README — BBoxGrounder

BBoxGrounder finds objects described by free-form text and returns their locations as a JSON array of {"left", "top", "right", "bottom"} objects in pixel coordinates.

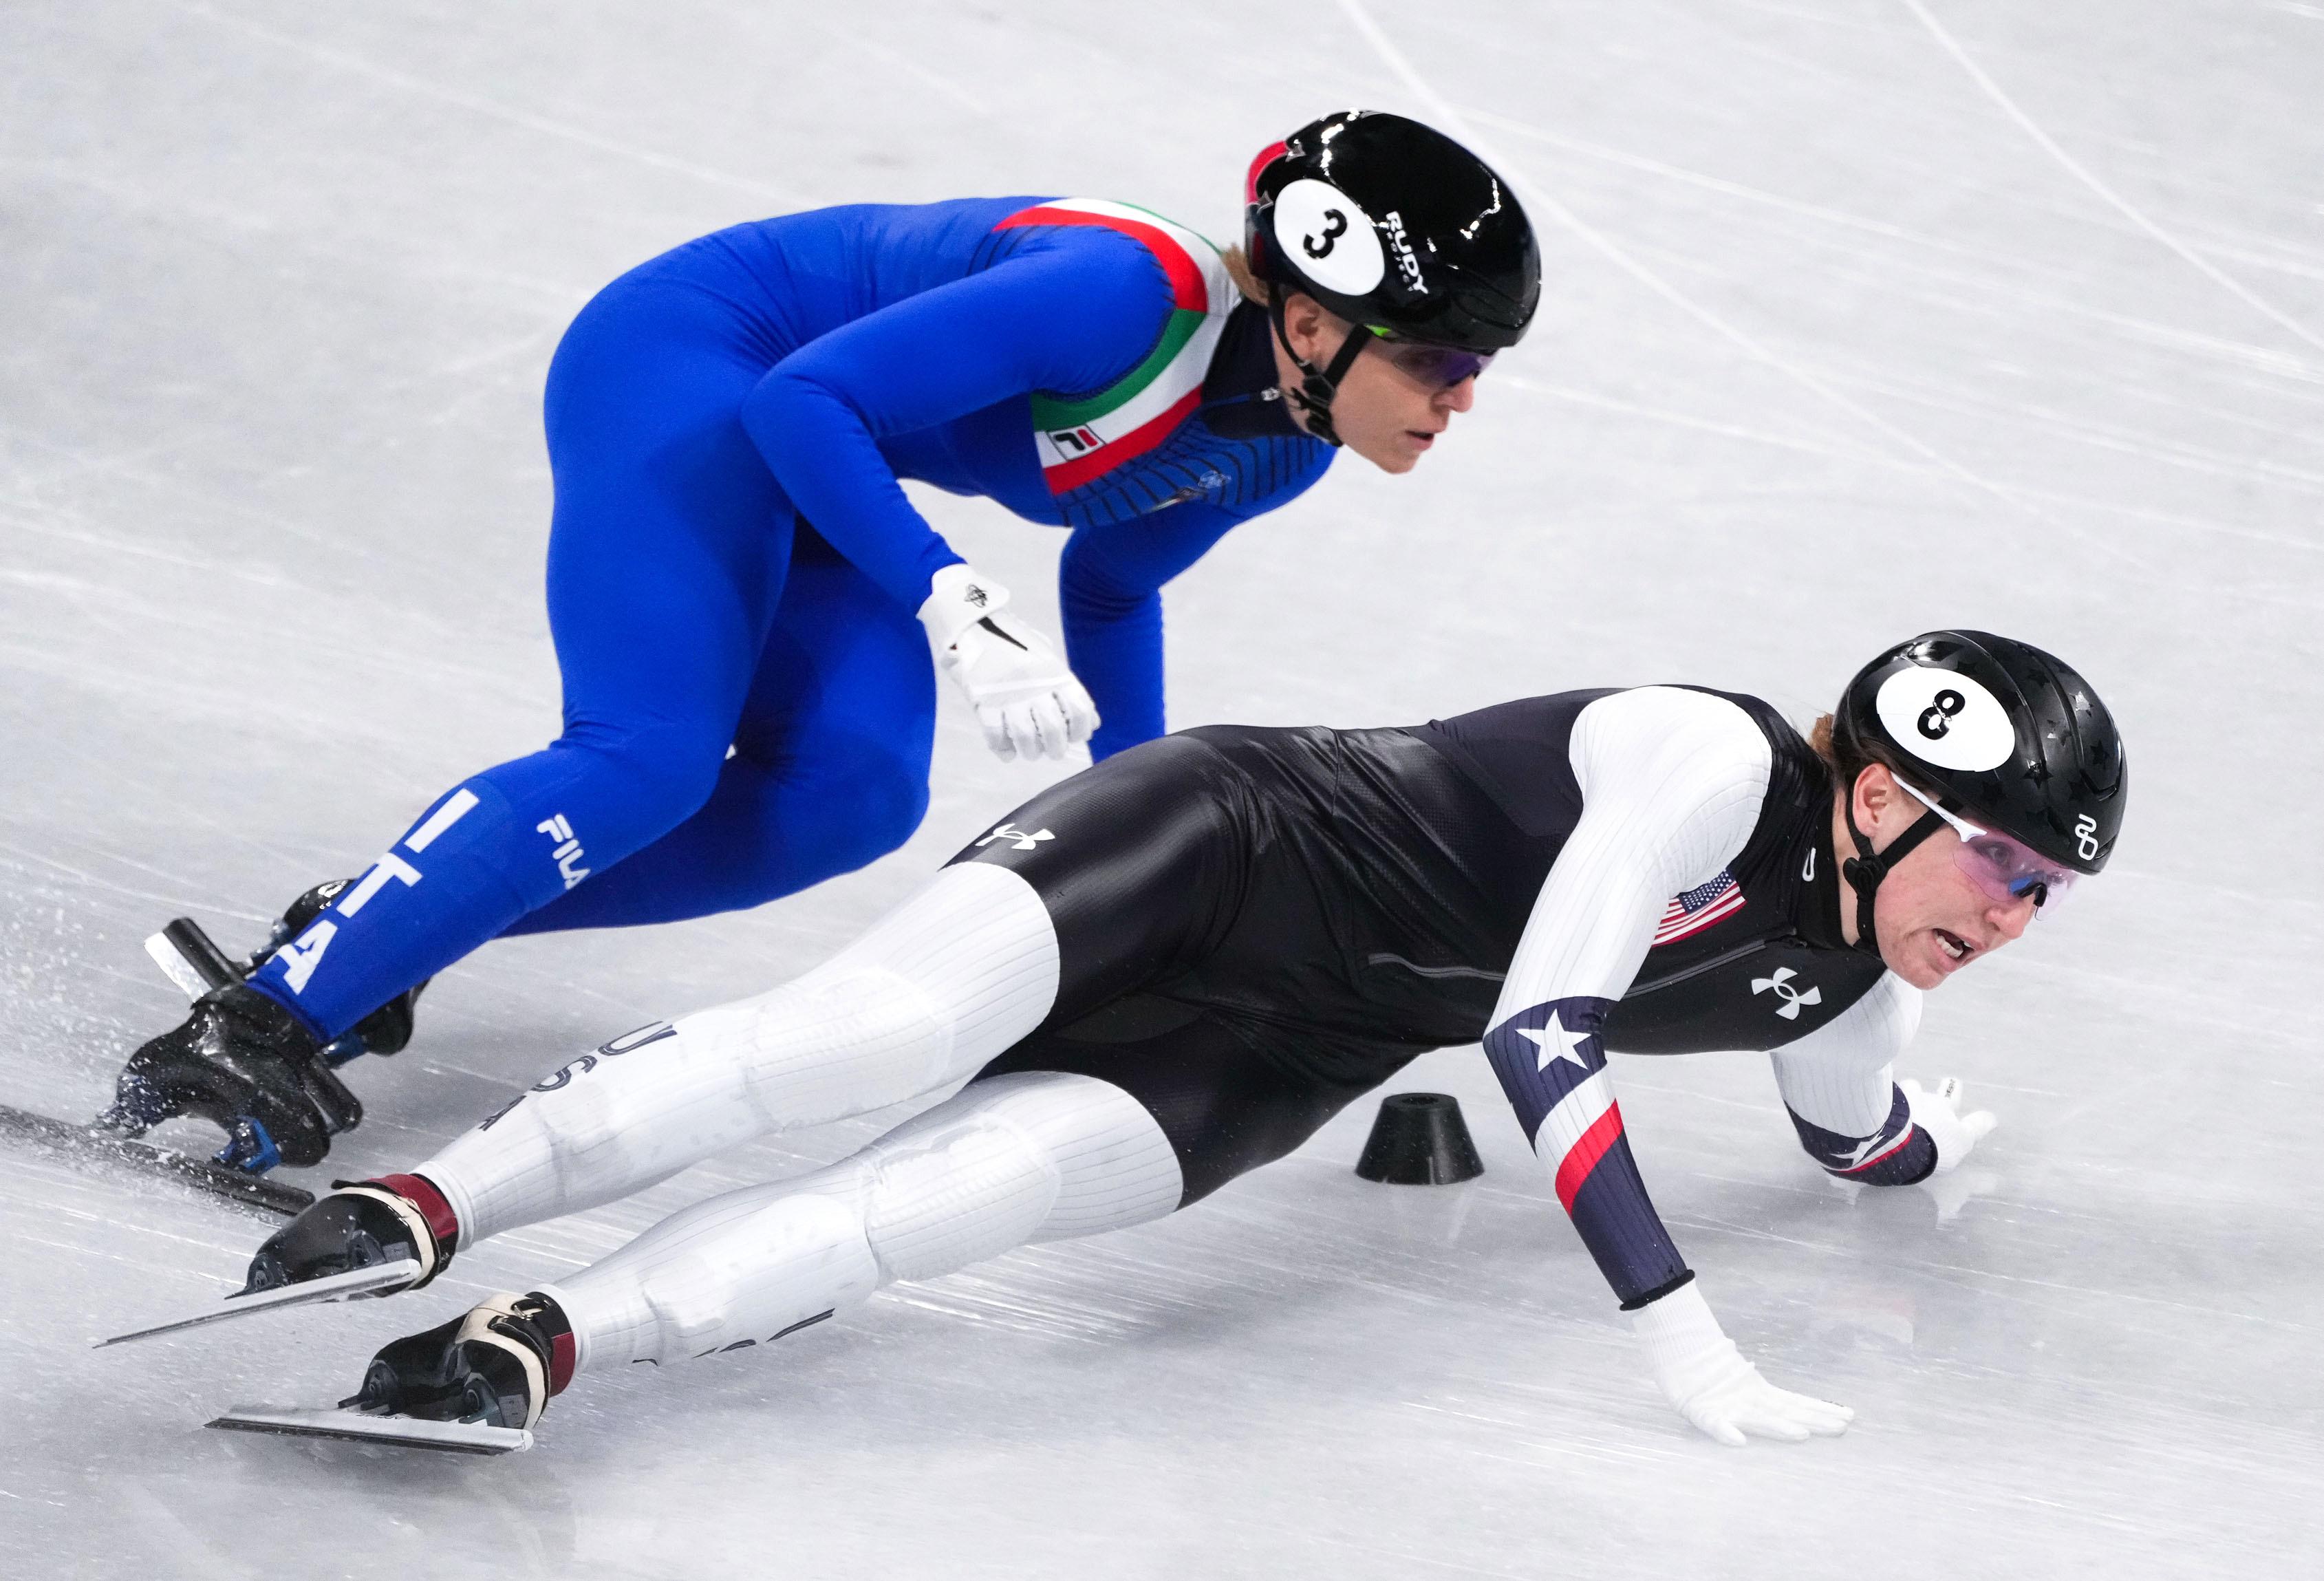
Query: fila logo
[
  {"left": 976, "top": 822, "right": 1053, "bottom": 852},
  {"left": 1048, "top": 425, "right": 1102, "bottom": 456},
  {"left": 537, "top": 815, "right": 590, "bottom": 890},
  {"left": 1751, "top": 966, "right": 1823, "bottom": 1020}
]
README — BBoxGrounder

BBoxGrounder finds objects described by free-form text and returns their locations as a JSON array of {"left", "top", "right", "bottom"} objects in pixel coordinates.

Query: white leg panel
[
  {"left": 423, "top": 863, "right": 1060, "bottom": 1243},
  {"left": 548, "top": 1071, "right": 1183, "bottom": 1373}
]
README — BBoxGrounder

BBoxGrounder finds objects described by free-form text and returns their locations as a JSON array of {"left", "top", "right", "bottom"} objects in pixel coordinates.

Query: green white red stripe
[{"left": 997, "top": 199, "right": 1235, "bottom": 495}]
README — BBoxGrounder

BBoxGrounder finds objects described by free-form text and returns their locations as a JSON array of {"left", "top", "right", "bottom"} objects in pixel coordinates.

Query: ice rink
[{"left": 4, "top": 1, "right": 2320, "bottom": 1574}]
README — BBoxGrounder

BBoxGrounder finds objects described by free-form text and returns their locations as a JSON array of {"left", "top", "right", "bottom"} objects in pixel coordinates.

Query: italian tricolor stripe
[{"left": 997, "top": 199, "right": 1236, "bottom": 495}]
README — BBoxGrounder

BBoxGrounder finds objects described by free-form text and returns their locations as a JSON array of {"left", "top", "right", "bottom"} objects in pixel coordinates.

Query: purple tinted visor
[
  {"left": 1898, "top": 781, "right": 2078, "bottom": 914},
  {"left": 1368, "top": 332, "right": 1494, "bottom": 389}
]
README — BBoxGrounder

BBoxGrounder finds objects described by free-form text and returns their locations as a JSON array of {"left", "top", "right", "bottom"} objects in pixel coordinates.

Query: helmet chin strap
[
  {"left": 1838, "top": 799, "right": 1946, "bottom": 961},
  {"left": 1269, "top": 286, "right": 1369, "bottom": 448}
]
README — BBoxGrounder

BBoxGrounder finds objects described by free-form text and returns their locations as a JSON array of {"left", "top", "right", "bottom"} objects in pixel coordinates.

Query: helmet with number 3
[
  {"left": 1244, "top": 109, "right": 1540, "bottom": 354},
  {"left": 1834, "top": 630, "right": 2127, "bottom": 876}
]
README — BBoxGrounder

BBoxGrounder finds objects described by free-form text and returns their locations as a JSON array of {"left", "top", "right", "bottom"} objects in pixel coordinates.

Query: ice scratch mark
[
  {"left": 0, "top": 840, "right": 271, "bottom": 921},
  {"left": 1902, "top": 0, "right": 2324, "bottom": 361},
  {"left": 1469, "top": 107, "right": 2014, "bottom": 270},
  {"left": 807, "top": 18, "right": 993, "bottom": 118},
  {"left": 1332, "top": 0, "right": 2100, "bottom": 550},
  {"left": 171, "top": 1, "right": 797, "bottom": 205},
  {"left": 1300, "top": 1527, "right": 1542, "bottom": 1579},
  {"left": 1672, "top": 1210, "right": 2318, "bottom": 1331}
]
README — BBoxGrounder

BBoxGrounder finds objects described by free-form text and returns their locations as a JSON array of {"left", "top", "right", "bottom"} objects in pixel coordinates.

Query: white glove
[
  {"left": 916, "top": 564, "right": 1098, "bottom": 762},
  {"left": 1901, "top": 1077, "right": 1997, "bottom": 1173},
  {"left": 1631, "top": 1280, "right": 1853, "bottom": 1447}
]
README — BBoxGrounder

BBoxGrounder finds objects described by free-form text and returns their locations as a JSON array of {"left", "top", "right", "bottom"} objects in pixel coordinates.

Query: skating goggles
[
  {"left": 1366, "top": 328, "right": 1493, "bottom": 389},
  {"left": 1898, "top": 780, "right": 2078, "bottom": 914}
]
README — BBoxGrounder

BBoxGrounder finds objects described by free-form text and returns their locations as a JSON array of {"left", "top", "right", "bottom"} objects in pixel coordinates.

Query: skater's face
[
  {"left": 1272, "top": 294, "right": 1481, "bottom": 473},
  {"left": 1837, "top": 765, "right": 2038, "bottom": 991}
]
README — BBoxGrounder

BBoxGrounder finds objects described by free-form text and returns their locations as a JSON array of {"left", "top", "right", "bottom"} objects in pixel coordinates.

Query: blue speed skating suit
[{"left": 257, "top": 197, "right": 1332, "bottom": 1040}]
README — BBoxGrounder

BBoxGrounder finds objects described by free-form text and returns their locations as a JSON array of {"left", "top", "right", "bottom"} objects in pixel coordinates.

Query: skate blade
[
  {"left": 0, "top": 1101, "right": 313, "bottom": 1219},
  {"left": 208, "top": 1405, "right": 531, "bottom": 1455},
  {"left": 94, "top": 1257, "right": 420, "bottom": 1349}
]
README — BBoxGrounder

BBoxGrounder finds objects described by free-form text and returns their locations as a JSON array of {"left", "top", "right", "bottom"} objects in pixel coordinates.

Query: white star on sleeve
[{"left": 1516, "top": 1010, "right": 1593, "bottom": 1074}]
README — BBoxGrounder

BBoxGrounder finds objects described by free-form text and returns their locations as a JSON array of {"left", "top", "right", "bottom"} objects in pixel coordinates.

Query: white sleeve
[
  {"left": 1487, "top": 687, "right": 1772, "bottom": 1029},
  {"left": 1766, "top": 972, "right": 1923, "bottom": 1139},
  {"left": 1477, "top": 687, "right": 1772, "bottom": 1308}
]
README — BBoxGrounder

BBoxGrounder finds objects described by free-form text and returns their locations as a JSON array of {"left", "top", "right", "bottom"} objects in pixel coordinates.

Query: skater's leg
[
  {"left": 517, "top": 1006, "right": 1397, "bottom": 1381},
  {"left": 245, "top": 279, "right": 796, "bottom": 1042},
  {"left": 264, "top": 734, "right": 1251, "bottom": 1276},
  {"left": 503, "top": 529, "right": 937, "bottom": 932},
  {"left": 418, "top": 863, "right": 1063, "bottom": 1243},
  {"left": 539, "top": 1069, "right": 1183, "bottom": 1371}
]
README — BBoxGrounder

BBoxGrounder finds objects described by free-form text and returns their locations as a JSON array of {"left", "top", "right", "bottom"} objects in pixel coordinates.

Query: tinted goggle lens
[
  {"left": 1954, "top": 833, "right": 2076, "bottom": 914},
  {"left": 1897, "top": 779, "right": 2078, "bottom": 916},
  {"left": 1370, "top": 334, "right": 1493, "bottom": 387}
]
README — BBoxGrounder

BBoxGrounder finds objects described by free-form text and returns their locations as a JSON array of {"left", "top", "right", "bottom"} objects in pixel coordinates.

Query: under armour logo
[
  {"left": 976, "top": 822, "right": 1053, "bottom": 852},
  {"left": 964, "top": 583, "right": 989, "bottom": 608},
  {"left": 1751, "top": 966, "right": 1822, "bottom": 1020}
]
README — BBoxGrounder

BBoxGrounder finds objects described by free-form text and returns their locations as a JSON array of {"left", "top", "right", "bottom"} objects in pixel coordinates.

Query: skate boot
[
  {"left": 345, "top": 1292, "right": 574, "bottom": 1432},
  {"left": 254, "top": 880, "right": 431, "bottom": 1060},
  {"left": 241, "top": 1174, "right": 460, "bottom": 1295},
  {"left": 104, "top": 982, "right": 360, "bottom": 1170}
]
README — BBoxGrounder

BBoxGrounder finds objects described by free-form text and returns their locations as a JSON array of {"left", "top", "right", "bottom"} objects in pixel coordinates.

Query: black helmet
[
  {"left": 1243, "top": 110, "right": 1540, "bottom": 444},
  {"left": 1245, "top": 109, "right": 1540, "bottom": 354},
  {"left": 1829, "top": 631, "right": 2127, "bottom": 956},
  {"left": 1836, "top": 631, "right": 2126, "bottom": 874}
]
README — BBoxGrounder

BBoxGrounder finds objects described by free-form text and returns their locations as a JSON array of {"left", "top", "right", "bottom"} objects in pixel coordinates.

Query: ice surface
[{"left": 3, "top": 1, "right": 2319, "bottom": 1576}]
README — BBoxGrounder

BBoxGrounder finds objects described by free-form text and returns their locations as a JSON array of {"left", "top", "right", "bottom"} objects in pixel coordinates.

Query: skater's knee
[
  {"left": 897, "top": 1072, "right": 1182, "bottom": 1243},
  {"left": 807, "top": 746, "right": 929, "bottom": 873},
  {"left": 687, "top": 963, "right": 965, "bottom": 1125},
  {"left": 849, "top": 1110, "right": 1059, "bottom": 1282},
  {"left": 698, "top": 747, "right": 927, "bottom": 910},
  {"left": 551, "top": 718, "right": 730, "bottom": 829}
]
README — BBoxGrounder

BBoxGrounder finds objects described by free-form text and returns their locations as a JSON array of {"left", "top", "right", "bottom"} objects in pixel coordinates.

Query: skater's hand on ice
[
  {"left": 918, "top": 566, "right": 1098, "bottom": 762},
  {"left": 1632, "top": 1281, "right": 1853, "bottom": 1447},
  {"left": 1902, "top": 1077, "right": 1996, "bottom": 1172}
]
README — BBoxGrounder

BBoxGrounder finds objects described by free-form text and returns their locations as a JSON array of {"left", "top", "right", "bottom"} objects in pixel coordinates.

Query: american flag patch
[{"left": 1653, "top": 870, "right": 1745, "bottom": 946}]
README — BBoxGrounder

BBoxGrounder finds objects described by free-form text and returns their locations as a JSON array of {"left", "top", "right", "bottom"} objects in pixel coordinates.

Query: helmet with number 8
[{"left": 1833, "top": 630, "right": 2127, "bottom": 875}]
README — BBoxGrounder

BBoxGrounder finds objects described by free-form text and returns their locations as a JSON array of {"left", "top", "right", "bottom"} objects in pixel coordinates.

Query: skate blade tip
[
  {"left": 94, "top": 1256, "right": 420, "bottom": 1348},
  {"left": 208, "top": 1406, "right": 532, "bottom": 1454}
]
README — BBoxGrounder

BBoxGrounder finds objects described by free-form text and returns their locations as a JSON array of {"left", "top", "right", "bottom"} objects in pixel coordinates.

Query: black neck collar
[{"left": 1199, "top": 300, "right": 1305, "bottom": 439}]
